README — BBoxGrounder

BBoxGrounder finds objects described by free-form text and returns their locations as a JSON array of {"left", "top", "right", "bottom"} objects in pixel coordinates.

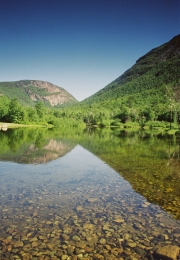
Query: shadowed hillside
[
  {"left": 83, "top": 34, "right": 180, "bottom": 106},
  {"left": 62, "top": 35, "right": 180, "bottom": 128},
  {"left": 0, "top": 35, "right": 180, "bottom": 129}
]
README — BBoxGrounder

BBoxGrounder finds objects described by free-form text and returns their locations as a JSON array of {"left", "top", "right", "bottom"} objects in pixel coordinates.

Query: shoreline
[{"left": 0, "top": 122, "right": 53, "bottom": 129}]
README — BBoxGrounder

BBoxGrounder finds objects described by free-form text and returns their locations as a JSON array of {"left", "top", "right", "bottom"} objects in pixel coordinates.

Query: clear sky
[{"left": 0, "top": 0, "right": 179, "bottom": 101}]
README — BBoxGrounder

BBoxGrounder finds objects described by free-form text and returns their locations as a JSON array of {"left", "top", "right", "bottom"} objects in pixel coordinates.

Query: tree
[
  {"left": 35, "top": 101, "right": 45, "bottom": 120},
  {"left": 7, "top": 98, "right": 26, "bottom": 123},
  {"left": 27, "top": 107, "right": 39, "bottom": 122},
  {"left": 0, "top": 96, "right": 10, "bottom": 120}
]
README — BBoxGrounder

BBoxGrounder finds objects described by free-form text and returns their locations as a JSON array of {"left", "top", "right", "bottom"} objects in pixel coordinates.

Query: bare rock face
[
  {"left": 26, "top": 80, "right": 78, "bottom": 106},
  {"left": 0, "top": 80, "right": 78, "bottom": 107},
  {"left": 31, "top": 80, "right": 62, "bottom": 94},
  {"left": 154, "top": 245, "right": 180, "bottom": 260}
]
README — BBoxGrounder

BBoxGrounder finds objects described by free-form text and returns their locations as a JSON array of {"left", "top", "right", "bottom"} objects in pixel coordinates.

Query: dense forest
[
  {"left": 0, "top": 97, "right": 84, "bottom": 128},
  {"left": 0, "top": 35, "right": 180, "bottom": 131}
]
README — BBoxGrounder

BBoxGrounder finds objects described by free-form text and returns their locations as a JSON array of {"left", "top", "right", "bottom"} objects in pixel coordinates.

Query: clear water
[{"left": 0, "top": 128, "right": 180, "bottom": 259}]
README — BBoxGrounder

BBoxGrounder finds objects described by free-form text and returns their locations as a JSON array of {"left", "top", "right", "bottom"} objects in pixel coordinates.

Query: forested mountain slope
[
  {"left": 84, "top": 34, "right": 180, "bottom": 105},
  {"left": 73, "top": 34, "right": 180, "bottom": 125},
  {"left": 0, "top": 35, "right": 180, "bottom": 128},
  {"left": 0, "top": 80, "right": 78, "bottom": 107}
]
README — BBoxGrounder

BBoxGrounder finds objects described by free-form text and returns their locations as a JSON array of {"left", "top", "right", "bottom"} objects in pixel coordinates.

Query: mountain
[
  {"left": 0, "top": 128, "right": 76, "bottom": 164},
  {"left": 1, "top": 35, "right": 180, "bottom": 127},
  {"left": 79, "top": 34, "right": 180, "bottom": 123},
  {"left": 0, "top": 80, "right": 78, "bottom": 107}
]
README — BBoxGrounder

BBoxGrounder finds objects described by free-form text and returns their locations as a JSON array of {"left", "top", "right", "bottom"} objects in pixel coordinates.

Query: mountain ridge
[
  {"left": 79, "top": 34, "right": 180, "bottom": 117},
  {"left": 57, "top": 34, "right": 180, "bottom": 128},
  {"left": 0, "top": 34, "right": 180, "bottom": 128},
  {"left": 83, "top": 34, "right": 180, "bottom": 103},
  {"left": 0, "top": 80, "right": 78, "bottom": 107}
]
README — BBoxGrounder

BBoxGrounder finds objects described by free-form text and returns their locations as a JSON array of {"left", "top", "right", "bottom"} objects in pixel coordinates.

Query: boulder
[{"left": 154, "top": 245, "right": 179, "bottom": 260}]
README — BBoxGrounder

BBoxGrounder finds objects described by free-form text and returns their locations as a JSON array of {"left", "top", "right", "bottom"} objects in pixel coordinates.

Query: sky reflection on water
[{"left": 0, "top": 130, "right": 180, "bottom": 259}]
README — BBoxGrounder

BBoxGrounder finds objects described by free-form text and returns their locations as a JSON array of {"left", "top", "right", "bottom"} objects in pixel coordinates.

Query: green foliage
[
  {"left": 0, "top": 81, "right": 35, "bottom": 106},
  {"left": 26, "top": 85, "right": 49, "bottom": 96},
  {"left": 0, "top": 80, "right": 78, "bottom": 107},
  {"left": 111, "top": 118, "right": 123, "bottom": 127},
  {"left": 7, "top": 98, "right": 27, "bottom": 123},
  {"left": 26, "top": 107, "right": 39, "bottom": 122},
  {"left": 0, "top": 35, "right": 180, "bottom": 129},
  {"left": 35, "top": 101, "right": 45, "bottom": 119},
  {"left": 124, "top": 121, "right": 140, "bottom": 128},
  {"left": 58, "top": 35, "right": 180, "bottom": 130},
  {"left": 55, "top": 99, "right": 79, "bottom": 108},
  {"left": 0, "top": 96, "right": 10, "bottom": 120},
  {"left": 145, "top": 120, "right": 179, "bottom": 130},
  {"left": 145, "top": 120, "right": 168, "bottom": 129},
  {"left": 1, "top": 127, "right": 180, "bottom": 218}
]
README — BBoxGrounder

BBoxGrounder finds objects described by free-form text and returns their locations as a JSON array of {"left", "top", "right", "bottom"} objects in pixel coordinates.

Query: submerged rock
[
  {"left": 14, "top": 240, "right": 24, "bottom": 248},
  {"left": 72, "top": 235, "right": 81, "bottom": 241},
  {"left": 154, "top": 245, "right": 180, "bottom": 260},
  {"left": 87, "top": 198, "right": 97, "bottom": 203}
]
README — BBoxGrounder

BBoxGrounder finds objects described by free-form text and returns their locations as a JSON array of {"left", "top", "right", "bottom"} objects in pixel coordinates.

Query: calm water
[{"left": 0, "top": 128, "right": 180, "bottom": 259}]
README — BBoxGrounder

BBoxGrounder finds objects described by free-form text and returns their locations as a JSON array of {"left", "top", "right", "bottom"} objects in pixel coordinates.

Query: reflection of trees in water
[
  {"left": 166, "top": 134, "right": 180, "bottom": 177},
  {"left": 35, "top": 132, "right": 45, "bottom": 149},
  {"left": 0, "top": 128, "right": 76, "bottom": 164},
  {"left": 78, "top": 129, "right": 180, "bottom": 219},
  {"left": 1, "top": 127, "right": 180, "bottom": 218}
]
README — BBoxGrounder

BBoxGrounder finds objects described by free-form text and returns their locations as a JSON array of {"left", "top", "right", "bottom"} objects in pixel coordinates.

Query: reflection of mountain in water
[
  {"left": 1, "top": 127, "right": 180, "bottom": 220},
  {"left": 0, "top": 128, "right": 76, "bottom": 164},
  {"left": 20, "top": 139, "right": 75, "bottom": 164}
]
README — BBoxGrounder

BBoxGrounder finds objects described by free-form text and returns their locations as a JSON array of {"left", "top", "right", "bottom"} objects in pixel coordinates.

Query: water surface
[{"left": 0, "top": 128, "right": 180, "bottom": 259}]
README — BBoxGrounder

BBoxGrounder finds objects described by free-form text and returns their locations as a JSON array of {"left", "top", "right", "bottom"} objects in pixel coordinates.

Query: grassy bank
[{"left": 0, "top": 122, "right": 53, "bottom": 129}]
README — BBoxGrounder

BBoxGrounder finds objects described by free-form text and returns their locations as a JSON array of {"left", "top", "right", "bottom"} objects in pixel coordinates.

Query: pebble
[
  {"left": 0, "top": 158, "right": 180, "bottom": 260},
  {"left": 126, "top": 242, "right": 137, "bottom": 248},
  {"left": 87, "top": 198, "right": 97, "bottom": 203},
  {"left": 14, "top": 241, "right": 24, "bottom": 248},
  {"left": 72, "top": 236, "right": 81, "bottom": 241},
  {"left": 99, "top": 238, "right": 106, "bottom": 245}
]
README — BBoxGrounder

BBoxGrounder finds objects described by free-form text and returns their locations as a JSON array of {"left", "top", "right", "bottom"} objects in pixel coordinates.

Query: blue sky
[{"left": 0, "top": 0, "right": 179, "bottom": 101}]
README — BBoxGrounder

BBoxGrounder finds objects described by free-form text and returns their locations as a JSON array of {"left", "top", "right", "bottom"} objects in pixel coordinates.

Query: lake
[{"left": 0, "top": 127, "right": 180, "bottom": 259}]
